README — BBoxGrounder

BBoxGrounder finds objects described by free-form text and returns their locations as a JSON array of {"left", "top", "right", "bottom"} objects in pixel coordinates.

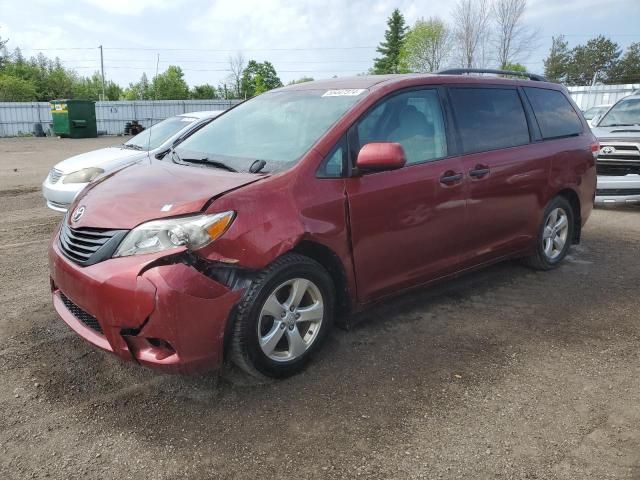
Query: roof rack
[{"left": 437, "top": 68, "right": 547, "bottom": 82}]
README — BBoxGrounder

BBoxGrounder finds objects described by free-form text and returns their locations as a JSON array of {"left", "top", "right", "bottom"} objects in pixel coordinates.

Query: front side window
[
  {"left": 355, "top": 89, "right": 448, "bottom": 165},
  {"left": 523, "top": 87, "right": 583, "bottom": 139},
  {"left": 449, "top": 87, "right": 530, "bottom": 154},
  {"left": 175, "top": 89, "right": 366, "bottom": 173},
  {"left": 126, "top": 116, "right": 196, "bottom": 151},
  {"left": 597, "top": 98, "right": 640, "bottom": 127}
]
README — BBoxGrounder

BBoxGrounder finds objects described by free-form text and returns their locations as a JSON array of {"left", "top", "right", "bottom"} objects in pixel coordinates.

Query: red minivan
[{"left": 49, "top": 71, "right": 597, "bottom": 378}]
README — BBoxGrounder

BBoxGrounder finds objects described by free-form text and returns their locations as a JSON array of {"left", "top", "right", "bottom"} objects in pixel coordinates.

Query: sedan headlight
[
  {"left": 62, "top": 167, "right": 104, "bottom": 184},
  {"left": 113, "top": 211, "right": 235, "bottom": 258}
]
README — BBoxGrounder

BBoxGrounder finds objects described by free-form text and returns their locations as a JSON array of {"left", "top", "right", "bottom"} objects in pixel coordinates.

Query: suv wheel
[
  {"left": 230, "top": 253, "right": 335, "bottom": 378},
  {"left": 524, "top": 196, "right": 574, "bottom": 270}
]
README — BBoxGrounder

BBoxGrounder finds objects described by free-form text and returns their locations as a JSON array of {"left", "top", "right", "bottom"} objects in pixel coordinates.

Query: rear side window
[
  {"left": 449, "top": 87, "right": 530, "bottom": 154},
  {"left": 523, "top": 87, "right": 583, "bottom": 139}
]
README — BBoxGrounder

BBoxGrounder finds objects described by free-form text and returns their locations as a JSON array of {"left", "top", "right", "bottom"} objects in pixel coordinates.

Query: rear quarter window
[
  {"left": 523, "top": 87, "right": 583, "bottom": 139},
  {"left": 449, "top": 87, "right": 530, "bottom": 155}
]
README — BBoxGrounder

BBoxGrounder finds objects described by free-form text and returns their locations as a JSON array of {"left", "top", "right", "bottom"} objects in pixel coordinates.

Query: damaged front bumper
[{"left": 49, "top": 236, "right": 246, "bottom": 374}]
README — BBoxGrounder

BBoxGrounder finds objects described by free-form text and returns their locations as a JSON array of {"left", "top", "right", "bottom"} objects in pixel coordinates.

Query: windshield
[
  {"left": 174, "top": 89, "right": 367, "bottom": 172},
  {"left": 584, "top": 106, "right": 608, "bottom": 121},
  {"left": 598, "top": 98, "right": 640, "bottom": 127},
  {"left": 126, "top": 116, "right": 197, "bottom": 151}
]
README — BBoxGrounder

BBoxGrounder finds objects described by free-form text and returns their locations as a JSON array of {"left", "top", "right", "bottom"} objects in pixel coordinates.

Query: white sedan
[{"left": 42, "top": 110, "right": 222, "bottom": 212}]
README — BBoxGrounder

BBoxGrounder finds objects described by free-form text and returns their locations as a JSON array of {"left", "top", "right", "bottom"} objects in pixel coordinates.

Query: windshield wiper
[
  {"left": 603, "top": 123, "right": 640, "bottom": 127},
  {"left": 122, "top": 144, "right": 144, "bottom": 150},
  {"left": 171, "top": 151, "right": 237, "bottom": 172}
]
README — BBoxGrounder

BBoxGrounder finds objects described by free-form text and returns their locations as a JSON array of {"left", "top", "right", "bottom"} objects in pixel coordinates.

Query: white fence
[
  {"left": 1, "top": 84, "right": 639, "bottom": 137},
  {"left": 0, "top": 100, "right": 240, "bottom": 137},
  {"left": 567, "top": 84, "right": 639, "bottom": 110}
]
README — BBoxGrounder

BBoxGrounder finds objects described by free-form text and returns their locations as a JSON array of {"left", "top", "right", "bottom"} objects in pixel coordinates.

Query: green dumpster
[{"left": 50, "top": 100, "right": 98, "bottom": 138}]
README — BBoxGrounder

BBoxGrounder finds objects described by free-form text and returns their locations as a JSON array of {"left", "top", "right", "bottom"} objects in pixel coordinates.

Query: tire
[
  {"left": 230, "top": 253, "right": 335, "bottom": 379},
  {"left": 523, "top": 196, "right": 575, "bottom": 271}
]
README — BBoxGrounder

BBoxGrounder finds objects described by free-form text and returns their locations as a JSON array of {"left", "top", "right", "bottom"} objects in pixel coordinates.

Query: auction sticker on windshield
[{"left": 322, "top": 89, "right": 366, "bottom": 97}]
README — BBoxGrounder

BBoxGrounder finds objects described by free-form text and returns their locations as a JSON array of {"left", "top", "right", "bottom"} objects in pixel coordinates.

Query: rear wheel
[
  {"left": 230, "top": 253, "right": 334, "bottom": 378},
  {"left": 524, "top": 196, "right": 574, "bottom": 270}
]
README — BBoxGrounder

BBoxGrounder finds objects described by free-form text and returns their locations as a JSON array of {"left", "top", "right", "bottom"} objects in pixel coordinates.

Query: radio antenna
[{"left": 147, "top": 53, "right": 160, "bottom": 160}]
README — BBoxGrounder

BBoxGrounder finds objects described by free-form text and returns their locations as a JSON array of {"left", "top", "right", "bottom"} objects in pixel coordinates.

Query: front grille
[
  {"left": 598, "top": 142, "right": 640, "bottom": 164},
  {"left": 59, "top": 292, "right": 103, "bottom": 334},
  {"left": 58, "top": 223, "right": 127, "bottom": 266},
  {"left": 597, "top": 164, "right": 640, "bottom": 176},
  {"left": 48, "top": 168, "right": 63, "bottom": 184},
  {"left": 596, "top": 188, "right": 640, "bottom": 196}
]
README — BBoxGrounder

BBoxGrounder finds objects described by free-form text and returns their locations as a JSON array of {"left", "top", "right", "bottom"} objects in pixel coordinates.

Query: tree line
[
  {"left": 372, "top": 1, "right": 640, "bottom": 86},
  {"left": 0, "top": 39, "right": 289, "bottom": 102}
]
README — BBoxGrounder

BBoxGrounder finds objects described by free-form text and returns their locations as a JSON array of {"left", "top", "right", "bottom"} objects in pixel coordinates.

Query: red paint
[
  {"left": 356, "top": 142, "right": 406, "bottom": 171},
  {"left": 49, "top": 74, "right": 596, "bottom": 373}
]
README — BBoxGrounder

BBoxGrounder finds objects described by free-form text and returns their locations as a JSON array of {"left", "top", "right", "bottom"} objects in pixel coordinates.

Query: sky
[{"left": 1, "top": 0, "right": 639, "bottom": 89}]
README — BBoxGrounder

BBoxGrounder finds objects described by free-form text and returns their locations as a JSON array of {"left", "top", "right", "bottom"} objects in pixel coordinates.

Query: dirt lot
[{"left": 0, "top": 136, "right": 639, "bottom": 479}]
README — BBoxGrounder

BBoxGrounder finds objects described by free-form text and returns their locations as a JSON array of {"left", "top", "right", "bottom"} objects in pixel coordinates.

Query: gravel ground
[{"left": 0, "top": 137, "right": 639, "bottom": 480}]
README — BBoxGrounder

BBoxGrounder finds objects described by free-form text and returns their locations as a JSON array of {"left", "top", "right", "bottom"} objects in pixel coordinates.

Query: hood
[
  {"left": 591, "top": 126, "right": 640, "bottom": 141},
  {"left": 70, "top": 161, "right": 265, "bottom": 229},
  {"left": 55, "top": 146, "right": 149, "bottom": 174}
]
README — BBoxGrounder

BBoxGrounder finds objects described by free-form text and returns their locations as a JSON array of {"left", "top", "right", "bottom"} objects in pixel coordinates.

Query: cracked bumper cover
[{"left": 49, "top": 236, "right": 243, "bottom": 374}]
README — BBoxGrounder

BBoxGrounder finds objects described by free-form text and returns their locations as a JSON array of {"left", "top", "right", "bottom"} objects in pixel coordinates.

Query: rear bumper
[
  {"left": 595, "top": 175, "right": 640, "bottom": 205},
  {"left": 42, "top": 179, "right": 85, "bottom": 212},
  {"left": 49, "top": 234, "right": 243, "bottom": 374}
]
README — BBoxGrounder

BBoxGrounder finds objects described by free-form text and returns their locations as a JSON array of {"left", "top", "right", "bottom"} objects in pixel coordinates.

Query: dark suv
[{"left": 49, "top": 70, "right": 597, "bottom": 378}]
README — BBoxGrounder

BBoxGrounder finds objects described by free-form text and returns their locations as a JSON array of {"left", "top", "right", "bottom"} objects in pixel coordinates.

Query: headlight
[
  {"left": 113, "top": 211, "right": 235, "bottom": 258},
  {"left": 62, "top": 167, "right": 104, "bottom": 184}
]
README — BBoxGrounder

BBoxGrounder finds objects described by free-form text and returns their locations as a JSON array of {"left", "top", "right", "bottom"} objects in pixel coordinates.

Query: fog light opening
[{"left": 146, "top": 338, "right": 176, "bottom": 359}]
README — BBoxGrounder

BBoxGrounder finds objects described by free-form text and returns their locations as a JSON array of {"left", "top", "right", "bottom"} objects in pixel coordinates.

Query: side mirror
[{"left": 356, "top": 142, "right": 406, "bottom": 172}]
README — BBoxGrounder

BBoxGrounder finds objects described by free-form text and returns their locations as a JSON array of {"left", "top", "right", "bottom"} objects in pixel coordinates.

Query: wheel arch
[
  {"left": 291, "top": 240, "right": 352, "bottom": 318},
  {"left": 554, "top": 188, "right": 582, "bottom": 244}
]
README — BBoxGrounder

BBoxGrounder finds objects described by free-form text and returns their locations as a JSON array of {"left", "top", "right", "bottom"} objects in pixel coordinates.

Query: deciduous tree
[
  {"left": 452, "top": 0, "right": 491, "bottom": 68},
  {"left": 240, "top": 60, "right": 282, "bottom": 98},
  {"left": 401, "top": 17, "right": 451, "bottom": 73},
  {"left": 492, "top": 0, "right": 539, "bottom": 68}
]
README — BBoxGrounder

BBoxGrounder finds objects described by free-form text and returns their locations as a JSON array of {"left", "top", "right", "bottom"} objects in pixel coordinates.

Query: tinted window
[
  {"left": 524, "top": 87, "right": 583, "bottom": 139},
  {"left": 318, "top": 143, "right": 344, "bottom": 178},
  {"left": 449, "top": 88, "right": 530, "bottom": 154},
  {"left": 356, "top": 89, "right": 447, "bottom": 165}
]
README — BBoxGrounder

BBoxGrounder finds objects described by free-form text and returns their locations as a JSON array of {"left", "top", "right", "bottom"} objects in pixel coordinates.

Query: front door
[{"left": 345, "top": 88, "right": 468, "bottom": 303}]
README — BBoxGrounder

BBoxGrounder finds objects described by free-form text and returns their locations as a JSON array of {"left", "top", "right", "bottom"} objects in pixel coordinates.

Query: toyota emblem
[
  {"left": 71, "top": 205, "right": 86, "bottom": 222},
  {"left": 601, "top": 146, "right": 615, "bottom": 155}
]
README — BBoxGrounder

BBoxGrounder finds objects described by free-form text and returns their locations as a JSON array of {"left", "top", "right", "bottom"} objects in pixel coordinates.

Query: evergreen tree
[
  {"left": 609, "top": 42, "right": 640, "bottom": 84},
  {"left": 543, "top": 35, "right": 570, "bottom": 83},
  {"left": 566, "top": 36, "right": 621, "bottom": 85},
  {"left": 372, "top": 9, "right": 408, "bottom": 74}
]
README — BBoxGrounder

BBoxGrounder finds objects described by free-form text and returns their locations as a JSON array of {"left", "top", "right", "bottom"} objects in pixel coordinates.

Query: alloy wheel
[
  {"left": 257, "top": 278, "right": 324, "bottom": 362},
  {"left": 542, "top": 207, "right": 569, "bottom": 261}
]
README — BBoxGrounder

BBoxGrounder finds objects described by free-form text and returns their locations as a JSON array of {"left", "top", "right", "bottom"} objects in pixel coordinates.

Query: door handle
[
  {"left": 469, "top": 165, "right": 490, "bottom": 179},
  {"left": 440, "top": 171, "right": 464, "bottom": 185}
]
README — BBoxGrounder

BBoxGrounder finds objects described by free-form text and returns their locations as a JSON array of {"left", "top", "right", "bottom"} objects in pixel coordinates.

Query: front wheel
[
  {"left": 523, "top": 196, "right": 574, "bottom": 271},
  {"left": 230, "top": 253, "right": 335, "bottom": 378}
]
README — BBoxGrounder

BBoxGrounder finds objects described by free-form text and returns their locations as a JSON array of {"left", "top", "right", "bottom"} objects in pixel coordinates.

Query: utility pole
[{"left": 99, "top": 45, "right": 106, "bottom": 100}]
